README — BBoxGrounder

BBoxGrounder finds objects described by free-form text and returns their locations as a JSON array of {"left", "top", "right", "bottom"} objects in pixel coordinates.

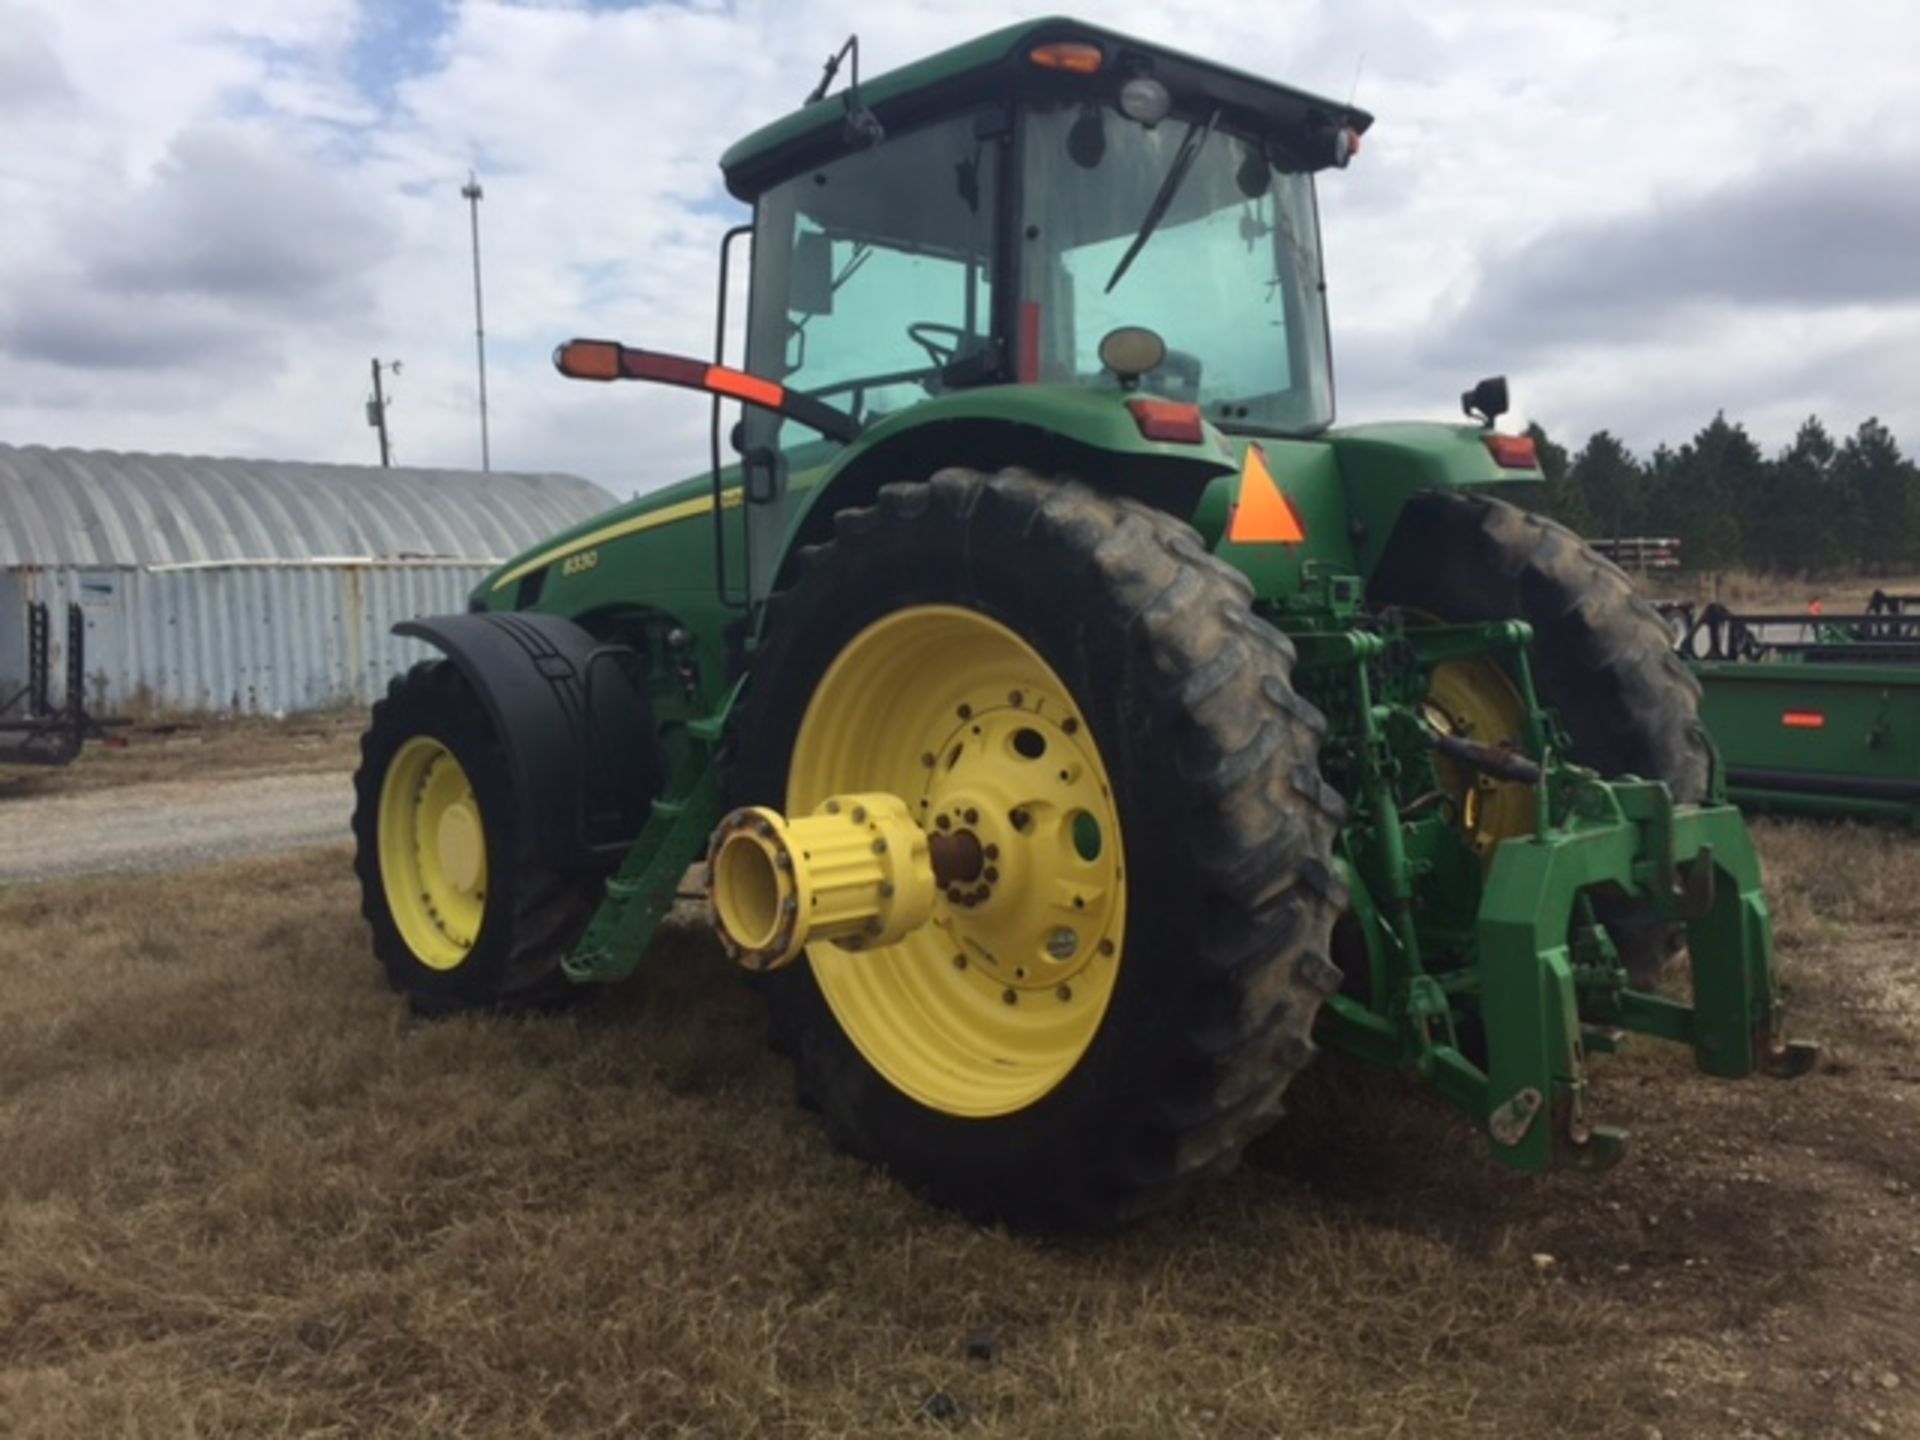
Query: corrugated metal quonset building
[{"left": 0, "top": 444, "right": 616, "bottom": 717}]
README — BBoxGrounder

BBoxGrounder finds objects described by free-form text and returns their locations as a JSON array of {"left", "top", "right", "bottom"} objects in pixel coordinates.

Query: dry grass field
[
  {"left": 1645, "top": 570, "right": 1920, "bottom": 614},
  {"left": 5, "top": 738, "right": 1920, "bottom": 1436}
]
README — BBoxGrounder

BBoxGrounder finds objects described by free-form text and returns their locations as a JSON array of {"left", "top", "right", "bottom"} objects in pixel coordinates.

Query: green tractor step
[{"left": 350, "top": 18, "right": 1811, "bottom": 1229}]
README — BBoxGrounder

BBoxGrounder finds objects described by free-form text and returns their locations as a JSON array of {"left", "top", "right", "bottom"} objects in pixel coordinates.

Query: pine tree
[
  {"left": 1642, "top": 443, "right": 1681, "bottom": 545},
  {"left": 1836, "top": 418, "right": 1915, "bottom": 573},
  {"left": 1770, "top": 418, "right": 1853, "bottom": 574},
  {"left": 1664, "top": 414, "right": 1756, "bottom": 572},
  {"left": 1522, "top": 422, "right": 1590, "bottom": 531},
  {"left": 1568, "top": 431, "right": 1645, "bottom": 544}
]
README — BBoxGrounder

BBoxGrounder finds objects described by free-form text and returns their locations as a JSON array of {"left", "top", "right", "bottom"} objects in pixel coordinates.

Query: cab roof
[{"left": 719, "top": 17, "right": 1373, "bottom": 202}]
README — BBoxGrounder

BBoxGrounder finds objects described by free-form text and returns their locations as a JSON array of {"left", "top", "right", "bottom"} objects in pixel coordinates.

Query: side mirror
[
  {"left": 791, "top": 230, "right": 834, "bottom": 317},
  {"left": 1067, "top": 106, "right": 1106, "bottom": 169}
]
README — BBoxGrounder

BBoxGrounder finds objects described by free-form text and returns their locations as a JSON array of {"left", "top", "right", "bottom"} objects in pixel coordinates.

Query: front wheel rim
[
  {"left": 378, "top": 736, "right": 489, "bottom": 971},
  {"left": 788, "top": 605, "right": 1127, "bottom": 1118}
]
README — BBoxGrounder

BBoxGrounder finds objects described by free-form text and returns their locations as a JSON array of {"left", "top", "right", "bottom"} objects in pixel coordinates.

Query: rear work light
[
  {"left": 1029, "top": 42, "right": 1103, "bottom": 73},
  {"left": 1126, "top": 398, "right": 1203, "bottom": 443},
  {"left": 1484, "top": 433, "right": 1539, "bottom": 470}
]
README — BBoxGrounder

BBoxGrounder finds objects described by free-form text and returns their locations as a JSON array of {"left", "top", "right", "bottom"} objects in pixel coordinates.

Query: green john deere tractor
[{"left": 352, "top": 18, "right": 1813, "bottom": 1229}]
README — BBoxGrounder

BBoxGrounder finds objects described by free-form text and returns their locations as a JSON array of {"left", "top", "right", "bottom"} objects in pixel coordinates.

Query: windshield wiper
[{"left": 1103, "top": 109, "right": 1220, "bottom": 295}]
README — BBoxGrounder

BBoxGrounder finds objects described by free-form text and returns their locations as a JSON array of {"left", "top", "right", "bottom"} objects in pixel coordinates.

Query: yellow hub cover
[
  {"left": 789, "top": 606, "right": 1127, "bottom": 1118},
  {"left": 378, "top": 736, "right": 489, "bottom": 971},
  {"left": 1425, "top": 656, "right": 1533, "bottom": 855}
]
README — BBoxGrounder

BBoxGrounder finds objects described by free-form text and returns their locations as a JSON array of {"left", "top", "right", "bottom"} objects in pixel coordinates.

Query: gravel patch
[{"left": 0, "top": 771, "right": 351, "bottom": 883}]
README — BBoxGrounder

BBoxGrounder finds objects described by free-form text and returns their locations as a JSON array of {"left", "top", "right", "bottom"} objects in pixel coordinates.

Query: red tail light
[
  {"left": 1484, "top": 433, "right": 1538, "bottom": 470},
  {"left": 1127, "top": 398, "right": 1203, "bottom": 444},
  {"left": 1782, "top": 711, "right": 1826, "bottom": 729}
]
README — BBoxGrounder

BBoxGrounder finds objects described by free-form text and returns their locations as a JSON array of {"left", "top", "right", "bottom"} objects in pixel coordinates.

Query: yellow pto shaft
[{"left": 705, "top": 793, "right": 984, "bottom": 971}]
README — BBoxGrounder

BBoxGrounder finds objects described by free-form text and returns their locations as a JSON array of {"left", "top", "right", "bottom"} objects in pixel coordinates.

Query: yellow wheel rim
[
  {"left": 789, "top": 605, "right": 1127, "bottom": 1118},
  {"left": 1424, "top": 656, "right": 1534, "bottom": 856},
  {"left": 378, "top": 736, "right": 489, "bottom": 971}
]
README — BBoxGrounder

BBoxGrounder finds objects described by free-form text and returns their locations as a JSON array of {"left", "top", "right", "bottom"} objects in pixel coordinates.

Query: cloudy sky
[{"left": 1, "top": 0, "right": 1915, "bottom": 497}]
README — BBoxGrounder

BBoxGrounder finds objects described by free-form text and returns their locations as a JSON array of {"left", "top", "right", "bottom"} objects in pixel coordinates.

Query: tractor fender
[
  {"left": 393, "top": 611, "right": 666, "bottom": 869},
  {"left": 771, "top": 409, "right": 1233, "bottom": 596}
]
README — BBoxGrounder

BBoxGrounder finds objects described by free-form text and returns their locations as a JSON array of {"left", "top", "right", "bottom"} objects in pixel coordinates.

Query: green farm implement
[
  {"left": 352, "top": 18, "right": 1811, "bottom": 1229},
  {"left": 1669, "top": 593, "right": 1920, "bottom": 824}
]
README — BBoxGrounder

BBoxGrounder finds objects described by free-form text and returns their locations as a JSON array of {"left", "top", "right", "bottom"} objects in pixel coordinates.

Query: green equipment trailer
[
  {"left": 352, "top": 18, "right": 1812, "bottom": 1229},
  {"left": 1669, "top": 594, "right": 1920, "bottom": 825}
]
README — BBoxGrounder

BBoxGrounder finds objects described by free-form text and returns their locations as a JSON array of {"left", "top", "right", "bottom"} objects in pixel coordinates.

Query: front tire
[
  {"left": 735, "top": 468, "right": 1347, "bottom": 1230},
  {"left": 352, "top": 661, "right": 600, "bottom": 1012}
]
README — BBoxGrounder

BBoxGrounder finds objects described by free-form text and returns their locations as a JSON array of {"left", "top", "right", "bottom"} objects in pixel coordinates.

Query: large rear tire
[
  {"left": 734, "top": 468, "right": 1347, "bottom": 1230},
  {"left": 352, "top": 660, "right": 601, "bottom": 1012},
  {"left": 1371, "top": 491, "right": 1710, "bottom": 800},
  {"left": 1371, "top": 492, "right": 1711, "bottom": 977}
]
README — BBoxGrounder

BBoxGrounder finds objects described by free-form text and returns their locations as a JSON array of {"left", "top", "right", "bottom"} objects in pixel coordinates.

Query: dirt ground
[
  {"left": 3, "top": 734, "right": 1920, "bottom": 1437},
  {"left": 0, "top": 715, "right": 361, "bottom": 883},
  {"left": 0, "top": 771, "right": 348, "bottom": 883}
]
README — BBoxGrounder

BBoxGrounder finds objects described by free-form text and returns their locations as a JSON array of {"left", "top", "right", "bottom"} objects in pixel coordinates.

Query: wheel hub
[
  {"left": 756, "top": 604, "right": 1130, "bottom": 1117},
  {"left": 436, "top": 802, "right": 485, "bottom": 894},
  {"left": 915, "top": 702, "right": 1116, "bottom": 995},
  {"left": 376, "top": 736, "right": 489, "bottom": 971}
]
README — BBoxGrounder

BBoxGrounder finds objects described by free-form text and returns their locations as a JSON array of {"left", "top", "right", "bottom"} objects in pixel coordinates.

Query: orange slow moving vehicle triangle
[{"left": 1228, "top": 443, "right": 1306, "bottom": 545}]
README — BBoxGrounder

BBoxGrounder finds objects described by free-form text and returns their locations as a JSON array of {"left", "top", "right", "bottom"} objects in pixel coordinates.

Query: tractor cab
[{"left": 720, "top": 19, "right": 1365, "bottom": 596}]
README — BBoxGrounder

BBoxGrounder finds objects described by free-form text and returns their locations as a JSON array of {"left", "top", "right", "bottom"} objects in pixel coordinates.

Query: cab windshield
[
  {"left": 1022, "top": 104, "right": 1334, "bottom": 435},
  {"left": 746, "top": 110, "right": 997, "bottom": 430}
]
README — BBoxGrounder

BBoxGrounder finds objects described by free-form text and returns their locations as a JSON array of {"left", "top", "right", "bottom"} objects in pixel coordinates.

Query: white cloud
[{"left": 0, "top": 0, "right": 1914, "bottom": 490}]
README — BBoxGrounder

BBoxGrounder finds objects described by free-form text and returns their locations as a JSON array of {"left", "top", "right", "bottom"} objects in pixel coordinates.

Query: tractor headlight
[{"left": 1117, "top": 76, "right": 1171, "bottom": 127}]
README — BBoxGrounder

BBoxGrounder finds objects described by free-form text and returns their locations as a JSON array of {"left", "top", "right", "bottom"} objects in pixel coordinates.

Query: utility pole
[
  {"left": 461, "top": 170, "right": 491, "bottom": 472},
  {"left": 366, "top": 357, "right": 402, "bottom": 467}
]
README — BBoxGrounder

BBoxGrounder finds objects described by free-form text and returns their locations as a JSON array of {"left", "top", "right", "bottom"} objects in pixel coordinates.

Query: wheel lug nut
[
  {"left": 983, "top": 866, "right": 999, "bottom": 883},
  {"left": 983, "top": 844, "right": 999, "bottom": 861},
  {"left": 952, "top": 953, "right": 967, "bottom": 970},
  {"left": 1002, "top": 989, "right": 1017, "bottom": 1006},
  {"left": 946, "top": 886, "right": 964, "bottom": 903},
  {"left": 1046, "top": 927, "right": 1079, "bottom": 960},
  {"left": 1056, "top": 985, "right": 1072, "bottom": 1002},
  {"left": 964, "top": 808, "right": 979, "bottom": 825},
  {"left": 957, "top": 703, "right": 972, "bottom": 719}
]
